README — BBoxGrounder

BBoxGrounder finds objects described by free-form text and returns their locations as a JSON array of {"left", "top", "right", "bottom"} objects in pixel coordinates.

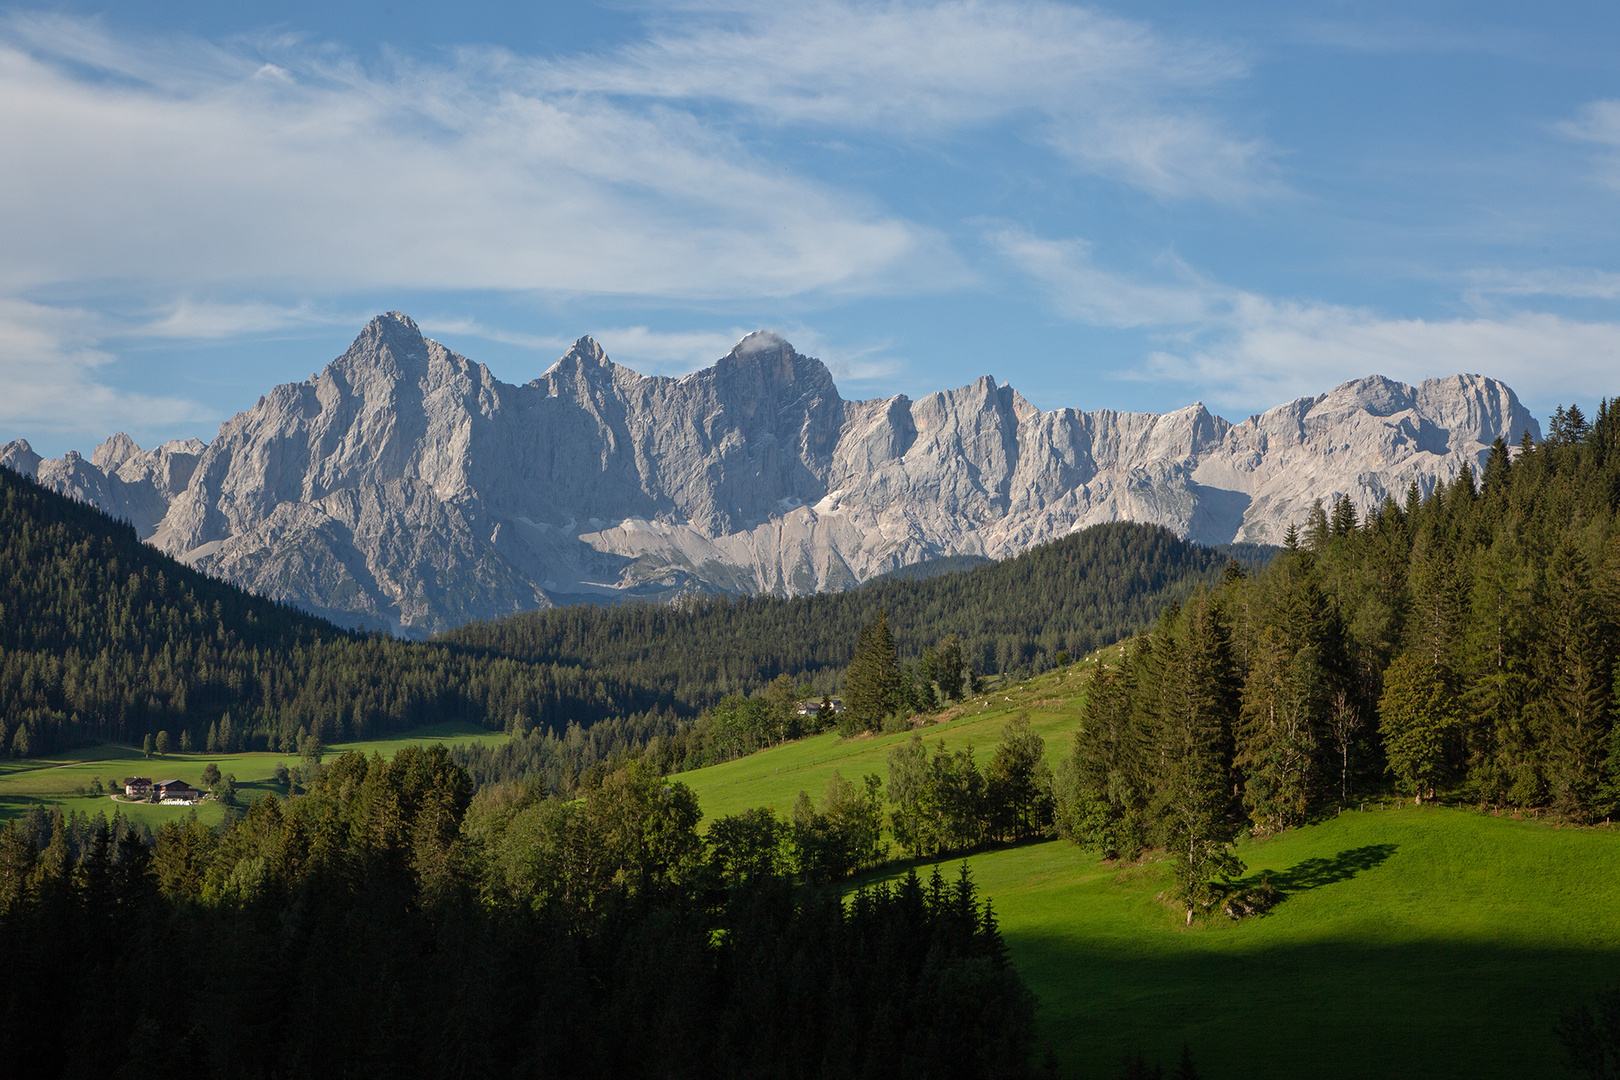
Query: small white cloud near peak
[{"left": 733, "top": 330, "right": 790, "bottom": 355}]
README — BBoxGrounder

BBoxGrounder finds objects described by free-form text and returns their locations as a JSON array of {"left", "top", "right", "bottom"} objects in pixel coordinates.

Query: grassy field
[
  {"left": 685, "top": 653, "right": 1114, "bottom": 822},
  {"left": 674, "top": 658, "right": 1620, "bottom": 1080},
  {"left": 0, "top": 721, "right": 511, "bottom": 828}
]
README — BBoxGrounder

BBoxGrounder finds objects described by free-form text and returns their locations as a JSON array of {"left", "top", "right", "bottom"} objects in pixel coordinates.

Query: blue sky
[{"left": 4, "top": 0, "right": 1619, "bottom": 457}]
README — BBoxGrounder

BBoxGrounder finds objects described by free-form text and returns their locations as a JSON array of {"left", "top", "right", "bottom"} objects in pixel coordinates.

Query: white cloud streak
[
  {"left": 1560, "top": 99, "right": 1620, "bottom": 190},
  {"left": 1465, "top": 267, "right": 1620, "bottom": 304},
  {"left": 543, "top": 0, "right": 1276, "bottom": 202},
  {"left": 0, "top": 13, "right": 950, "bottom": 300},
  {"left": 998, "top": 226, "right": 1620, "bottom": 413},
  {"left": 0, "top": 300, "right": 209, "bottom": 440},
  {"left": 1152, "top": 301, "right": 1620, "bottom": 413},
  {"left": 987, "top": 227, "right": 1217, "bottom": 327}
]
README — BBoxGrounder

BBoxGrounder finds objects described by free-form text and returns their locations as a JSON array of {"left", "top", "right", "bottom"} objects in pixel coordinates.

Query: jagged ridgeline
[
  {"left": 439, "top": 523, "right": 1271, "bottom": 707},
  {"left": 0, "top": 465, "right": 661, "bottom": 756}
]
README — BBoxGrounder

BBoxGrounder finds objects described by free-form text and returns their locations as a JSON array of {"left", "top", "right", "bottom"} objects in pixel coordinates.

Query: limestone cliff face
[{"left": 1, "top": 312, "right": 1542, "bottom": 637}]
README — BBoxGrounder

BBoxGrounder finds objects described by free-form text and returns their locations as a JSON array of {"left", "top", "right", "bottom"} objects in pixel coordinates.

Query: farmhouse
[
  {"left": 123, "top": 777, "right": 152, "bottom": 798},
  {"left": 155, "top": 779, "right": 201, "bottom": 802}
]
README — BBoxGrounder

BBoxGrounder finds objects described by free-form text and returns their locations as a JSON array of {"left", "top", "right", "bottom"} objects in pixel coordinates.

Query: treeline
[
  {"left": 0, "top": 465, "right": 676, "bottom": 757},
  {"left": 673, "top": 715, "right": 1058, "bottom": 881},
  {"left": 440, "top": 523, "right": 1267, "bottom": 711},
  {"left": 0, "top": 747, "right": 1038, "bottom": 1078},
  {"left": 449, "top": 708, "right": 1058, "bottom": 879},
  {"left": 1053, "top": 401, "right": 1620, "bottom": 918}
]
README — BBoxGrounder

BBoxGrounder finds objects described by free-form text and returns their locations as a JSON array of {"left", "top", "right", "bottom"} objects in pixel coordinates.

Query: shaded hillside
[
  {"left": 440, "top": 523, "right": 1272, "bottom": 711},
  {"left": 0, "top": 465, "right": 669, "bottom": 757}
]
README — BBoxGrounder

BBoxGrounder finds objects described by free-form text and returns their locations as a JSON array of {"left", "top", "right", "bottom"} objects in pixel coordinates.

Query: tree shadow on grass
[
  {"left": 1267, "top": 843, "right": 1398, "bottom": 892},
  {"left": 1237, "top": 843, "right": 1398, "bottom": 898}
]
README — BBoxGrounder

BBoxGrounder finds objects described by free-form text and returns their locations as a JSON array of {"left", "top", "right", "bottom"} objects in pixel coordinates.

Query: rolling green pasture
[
  {"left": 0, "top": 721, "right": 510, "bottom": 828},
  {"left": 684, "top": 654, "right": 1114, "bottom": 822},
  {"left": 675, "top": 656, "right": 1620, "bottom": 1080}
]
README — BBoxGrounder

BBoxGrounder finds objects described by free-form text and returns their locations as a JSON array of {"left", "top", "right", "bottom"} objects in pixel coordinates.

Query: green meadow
[
  {"left": 0, "top": 721, "right": 510, "bottom": 828},
  {"left": 675, "top": 659, "right": 1620, "bottom": 1080},
  {"left": 7, "top": 656, "right": 1616, "bottom": 1077}
]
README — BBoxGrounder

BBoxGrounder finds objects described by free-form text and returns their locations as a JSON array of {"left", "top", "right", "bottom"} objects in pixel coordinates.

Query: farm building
[
  {"left": 155, "top": 779, "right": 201, "bottom": 801},
  {"left": 124, "top": 777, "right": 152, "bottom": 798}
]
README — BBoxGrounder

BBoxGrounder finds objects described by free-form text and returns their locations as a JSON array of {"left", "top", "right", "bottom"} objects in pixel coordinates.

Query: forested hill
[
  {"left": 0, "top": 465, "right": 667, "bottom": 758},
  {"left": 1057, "top": 403, "right": 1620, "bottom": 907},
  {"left": 440, "top": 523, "right": 1271, "bottom": 711}
]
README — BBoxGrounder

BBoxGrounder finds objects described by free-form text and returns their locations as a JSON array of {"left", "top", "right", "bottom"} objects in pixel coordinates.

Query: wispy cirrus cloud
[
  {"left": 986, "top": 226, "right": 1218, "bottom": 327},
  {"left": 996, "top": 225, "right": 1620, "bottom": 413},
  {"left": 1560, "top": 99, "right": 1620, "bottom": 190},
  {"left": 1464, "top": 267, "right": 1620, "bottom": 306},
  {"left": 0, "top": 13, "right": 952, "bottom": 301},
  {"left": 0, "top": 9, "right": 963, "bottom": 449},
  {"left": 544, "top": 0, "right": 1278, "bottom": 203},
  {"left": 127, "top": 299, "right": 348, "bottom": 340},
  {"left": 0, "top": 300, "right": 209, "bottom": 439}
]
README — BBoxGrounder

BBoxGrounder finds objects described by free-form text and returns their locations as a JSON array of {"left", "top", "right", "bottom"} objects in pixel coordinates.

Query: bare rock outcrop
[{"left": 1, "top": 312, "right": 1541, "bottom": 636}]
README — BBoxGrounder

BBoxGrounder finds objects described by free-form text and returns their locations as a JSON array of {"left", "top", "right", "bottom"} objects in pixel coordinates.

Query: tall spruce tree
[
  {"left": 1054, "top": 650, "right": 1149, "bottom": 860},
  {"left": 843, "top": 611, "right": 901, "bottom": 733},
  {"left": 1150, "top": 593, "right": 1242, "bottom": 922}
]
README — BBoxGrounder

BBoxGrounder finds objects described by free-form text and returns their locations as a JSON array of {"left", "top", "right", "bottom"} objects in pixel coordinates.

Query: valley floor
[
  {"left": 0, "top": 721, "right": 508, "bottom": 828},
  {"left": 868, "top": 808, "right": 1620, "bottom": 1080},
  {"left": 7, "top": 662, "right": 1616, "bottom": 1078},
  {"left": 674, "top": 662, "right": 1620, "bottom": 1080}
]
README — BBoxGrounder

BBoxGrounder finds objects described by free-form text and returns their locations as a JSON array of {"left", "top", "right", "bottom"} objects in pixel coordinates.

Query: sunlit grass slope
[
  {"left": 0, "top": 721, "right": 510, "bottom": 827},
  {"left": 676, "top": 657, "right": 1620, "bottom": 1080},
  {"left": 680, "top": 649, "right": 1119, "bottom": 822}
]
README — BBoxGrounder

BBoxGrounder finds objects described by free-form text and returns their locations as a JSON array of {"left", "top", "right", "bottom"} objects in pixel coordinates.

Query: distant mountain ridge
[{"left": 1, "top": 312, "right": 1541, "bottom": 636}]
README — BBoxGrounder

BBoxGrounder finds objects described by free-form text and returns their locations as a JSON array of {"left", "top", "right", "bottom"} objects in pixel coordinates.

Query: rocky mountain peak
[
  {"left": 712, "top": 331, "right": 840, "bottom": 405},
  {"left": 1, "top": 438, "right": 43, "bottom": 476},
  {"left": 92, "top": 432, "right": 141, "bottom": 473},
  {"left": 4, "top": 313, "right": 1548, "bottom": 636},
  {"left": 541, "top": 336, "right": 619, "bottom": 385},
  {"left": 328, "top": 311, "right": 433, "bottom": 382}
]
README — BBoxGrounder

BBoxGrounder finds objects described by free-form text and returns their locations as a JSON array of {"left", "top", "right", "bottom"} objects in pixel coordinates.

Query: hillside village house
[
  {"left": 123, "top": 777, "right": 152, "bottom": 798},
  {"left": 155, "top": 779, "right": 201, "bottom": 802}
]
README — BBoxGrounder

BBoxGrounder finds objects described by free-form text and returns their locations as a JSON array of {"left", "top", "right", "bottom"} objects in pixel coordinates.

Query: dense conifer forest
[
  {"left": 1053, "top": 402, "right": 1620, "bottom": 919},
  {"left": 441, "top": 524, "right": 1267, "bottom": 708},
  {"left": 0, "top": 748, "right": 1037, "bottom": 1077},
  {"left": 0, "top": 465, "right": 666, "bottom": 757}
]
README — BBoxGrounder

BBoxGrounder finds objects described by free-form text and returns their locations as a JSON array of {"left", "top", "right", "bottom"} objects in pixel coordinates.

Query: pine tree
[
  {"left": 935, "top": 634, "right": 967, "bottom": 701},
  {"left": 1540, "top": 544, "right": 1611, "bottom": 818},
  {"left": 1151, "top": 593, "right": 1242, "bottom": 922},
  {"left": 843, "top": 612, "right": 900, "bottom": 733},
  {"left": 1237, "top": 628, "right": 1322, "bottom": 831},
  {"left": 1305, "top": 499, "right": 1331, "bottom": 553},
  {"left": 1379, "top": 651, "right": 1454, "bottom": 802},
  {"left": 1053, "top": 652, "right": 1148, "bottom": 860}
]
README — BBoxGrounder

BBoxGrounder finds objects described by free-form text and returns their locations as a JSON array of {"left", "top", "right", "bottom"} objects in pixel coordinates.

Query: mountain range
[{"left": 0, "top": 312, "right": 1541, "bottom": 637}]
